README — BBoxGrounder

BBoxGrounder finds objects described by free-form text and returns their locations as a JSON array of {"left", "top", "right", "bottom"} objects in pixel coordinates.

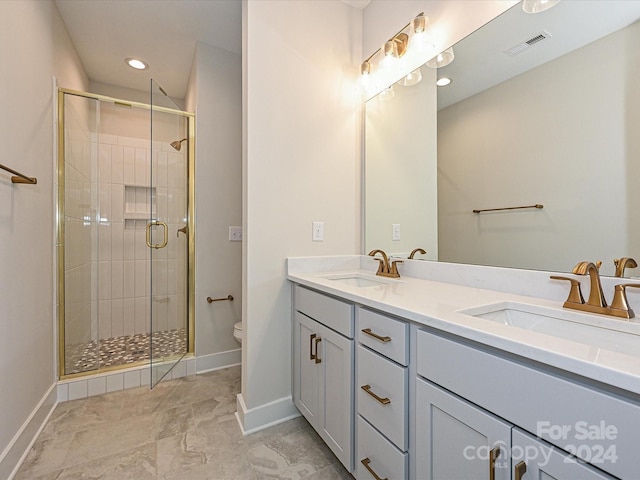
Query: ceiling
[
  {"left": 55, "top": 0, "right": 243, "bottom": 100},
  {"left": 437, "top": 0, "right": 640, "bottom": 109}
]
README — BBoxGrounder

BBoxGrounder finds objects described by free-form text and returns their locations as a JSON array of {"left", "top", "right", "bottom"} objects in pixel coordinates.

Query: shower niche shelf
[
  {"left": 124, "top": 185, "right": 155, "bottom": 219},
  {"left": 124, "top": 185, "right": 155, "bottom": 229}
]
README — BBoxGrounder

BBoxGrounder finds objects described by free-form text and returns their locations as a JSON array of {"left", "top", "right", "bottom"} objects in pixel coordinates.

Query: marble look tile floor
[{"left": 15, "top": 366, "right": 353, "bottom": 480}]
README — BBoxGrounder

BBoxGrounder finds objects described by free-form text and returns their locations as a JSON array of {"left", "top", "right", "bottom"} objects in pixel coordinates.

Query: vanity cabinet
[
  {"left": 416, "top": 379, "right": 614, "bottom": 479},
  {"left": 356, "top": 308, "right": 409, "bottom": 480},
  {"left": 292, "top": 285, "right": 355, "bottom": 472},
  {"left": 416, "top": 379, "right": 511, "bottom": 480},
  {"left": 289, "top": 276, "right": 639, "bottom": 480},
  {"left": 416, "top": 327, "right": 633, "bottom": 480}
]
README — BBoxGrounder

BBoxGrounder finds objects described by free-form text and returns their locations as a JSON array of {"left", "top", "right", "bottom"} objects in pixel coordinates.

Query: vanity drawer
[
  {"left": 358, "top": 308, "right": 408, "bottom": 365},
  {"left": 357, "top": 415, "right": 407, "bottom": 480},
  {"left": 357, "top": 344, "right": 408, "bottom": 451},
  {"left": 294, "top": 285, "right": 354, "bottom": 338}
]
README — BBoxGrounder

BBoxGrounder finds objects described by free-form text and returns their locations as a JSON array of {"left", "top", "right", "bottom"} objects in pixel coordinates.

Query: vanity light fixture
[
  {"left": 125, "top": 57, "right": 149, "bottom": 70},
  {"left": 409, "top": 13, "right": 435, "bottom": 53},
  {"left": 399, "top": 68, "right": 423, "bottom": 87},
  {"left": 522, "top": 0, "right": 560, "bottom": 14},
  {"left": 360, "top": 12, "right": 433, "bottom": 93},
  {"left": 436, "top": 77, "right": 452, "bottom": 87},
  {"left": 426, "top": 47, "right": 455, "bottom": 68},
  {"left": 379, "top": 85, "right": 395, "bottom": 100}
]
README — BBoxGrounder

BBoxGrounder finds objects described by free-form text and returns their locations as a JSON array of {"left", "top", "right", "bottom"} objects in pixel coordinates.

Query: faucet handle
[
  {"left": 609, "top": 283, "right": 640, "bottom": 319},
  {"left": 371, "top": 257, "right": 387, "bottom": 275},
  {"left": 389, "top": 259, "right": 403, "bottom": 278},
  {"left": 550, "top": 276, "right": 585, "bottom": 305}
]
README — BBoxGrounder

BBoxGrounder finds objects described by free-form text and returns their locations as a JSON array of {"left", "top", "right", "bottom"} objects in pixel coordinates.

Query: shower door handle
[{"left": 146, "top": 221, "right": 168, "bottom": 249}]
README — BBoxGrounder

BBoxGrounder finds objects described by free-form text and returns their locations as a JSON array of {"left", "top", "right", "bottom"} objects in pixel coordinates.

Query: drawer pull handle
[
  {"left": 361, "top": 457, "right": 388, "bottom": 480},
  {"left": 514, "top": 460, "right": 527, "bottom": 480},
  {"left": 361, "top": 384, "right": 390, "bottom": 405},
  {"left": 361, "top": 328, "right": 391, "bottom": 343},
  {"left": 314, "top": 337, "right": 322, "bottom": 364},
  {"left": 489, "top": 446, "right": 500, "bottom": 480},
  {"left": 309, "top": 334, "right": 316, "bottom": 361}
]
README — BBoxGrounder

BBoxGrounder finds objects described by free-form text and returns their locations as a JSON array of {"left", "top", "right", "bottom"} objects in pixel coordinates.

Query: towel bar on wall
[
  {"left": 207, "top": 295, "right": 234, "bottom": 303},
  {"left": 0, "top": 163, "right": 37, "bottom": 184},
  {"left": 473, "top": 204, "right": 543, "bottom": 214}
]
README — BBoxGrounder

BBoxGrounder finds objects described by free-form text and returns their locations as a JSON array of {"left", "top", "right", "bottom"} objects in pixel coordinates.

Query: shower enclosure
[{"left": 57, "top": 82, "right": 195, "bottom": 386}]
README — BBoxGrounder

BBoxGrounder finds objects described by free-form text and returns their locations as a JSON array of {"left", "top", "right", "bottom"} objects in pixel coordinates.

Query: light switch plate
[
  {"left": 229, "top": 226, "right": 242, "bottom": 241},
  {"left": 392, "top": 223, "right": 401, "bottom": 241}
]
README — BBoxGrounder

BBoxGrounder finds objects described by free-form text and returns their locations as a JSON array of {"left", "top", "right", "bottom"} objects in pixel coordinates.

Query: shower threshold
[{"left": 65, "top": 328, "right": 187, "bottom": 375}]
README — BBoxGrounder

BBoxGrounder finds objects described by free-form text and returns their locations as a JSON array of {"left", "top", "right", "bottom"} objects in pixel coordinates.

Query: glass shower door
[{"left": 149, "top": 79, "right": 189, "bottom": 387}]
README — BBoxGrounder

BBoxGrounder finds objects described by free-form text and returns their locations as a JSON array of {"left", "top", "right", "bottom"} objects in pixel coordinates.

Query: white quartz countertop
[{"left": 287, "top": 256, "right": 640, "bottom": 397}]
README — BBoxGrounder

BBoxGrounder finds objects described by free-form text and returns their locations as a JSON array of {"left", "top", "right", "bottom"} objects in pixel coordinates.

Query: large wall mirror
[{"left": 364, "top": 0, "right": 640, "bottom": 277}]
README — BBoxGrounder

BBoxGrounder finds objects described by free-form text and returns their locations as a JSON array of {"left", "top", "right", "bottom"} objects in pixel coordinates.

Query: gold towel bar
[
  {"left": 473, "top": 204, "right": 543, "bottom": 214},
  {"left": 0, "top": 163, "right": 37, "bottom": 184},
  {"left": 207, "top": 295, "right": 234, "bottom": 303}
]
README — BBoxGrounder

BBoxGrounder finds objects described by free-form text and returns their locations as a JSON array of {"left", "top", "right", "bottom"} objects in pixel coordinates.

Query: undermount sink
[
  {"left": 321, "top": 273, "right": 397, "bottom": 288},
  {"left": 458, "top": 301, "right": 640, "bottom": 357}
]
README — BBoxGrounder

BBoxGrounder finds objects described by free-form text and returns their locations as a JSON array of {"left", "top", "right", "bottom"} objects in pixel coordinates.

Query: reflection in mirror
[
  {"left": 364, "top": 1, "right": 640, "bottom": 277},
  {"left": 365, "top": 66, "right": 437, "bottom": 259}
]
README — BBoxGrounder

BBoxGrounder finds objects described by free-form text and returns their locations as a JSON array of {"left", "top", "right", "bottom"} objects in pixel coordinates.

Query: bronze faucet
[
  {"left": 368, "top": 249, "right": 403, "bottom": 278},
  {"left": 551, "top": 260, "right": 640, "bottom": 319},
  {"left": 572, "top": 261, "right": 607, "bottom": 308},
  {"left": 408, "top": 248, "right": 426, "bottom": 260},
  {"left": 614, "top": 257, "right": 637, "bottom": 277}
]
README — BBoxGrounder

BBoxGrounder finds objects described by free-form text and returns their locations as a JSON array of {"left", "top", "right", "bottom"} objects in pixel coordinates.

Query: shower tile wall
[{"left": 66, "top": 132, "right": 187, "bottom": 347}]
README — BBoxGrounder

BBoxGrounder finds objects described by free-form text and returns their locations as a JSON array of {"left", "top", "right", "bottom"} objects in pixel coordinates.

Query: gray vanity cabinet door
[
  {"left": 511, "top": 429, "right": 615, "bottom": 480},
  {"left": 293, "top": 311, "right": 354, "bottom": 472},
  {"left": 317, "top": 322, "right": 354, "bottom": 471},
  {"left": 294, "top": 312, "right": 320, "bottom": 426},
  {"left": 416, "top": 378, "right": 511, "bottom": 480}
]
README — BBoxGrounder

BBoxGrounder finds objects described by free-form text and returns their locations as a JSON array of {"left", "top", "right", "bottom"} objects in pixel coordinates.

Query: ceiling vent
[{"left": 504, "top": 31, "right": 551, "bottom": 56}]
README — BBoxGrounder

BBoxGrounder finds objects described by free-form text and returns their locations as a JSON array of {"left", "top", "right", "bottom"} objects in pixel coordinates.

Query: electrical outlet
[
  {"left": 392, "top": 223, "right": 401, "bottom": 241},
  {"left": 312, "top": 221, "right": 324, "bottom": 241},
  {"left": 229, "top": 226, "right": 242, "bottom": 241}
]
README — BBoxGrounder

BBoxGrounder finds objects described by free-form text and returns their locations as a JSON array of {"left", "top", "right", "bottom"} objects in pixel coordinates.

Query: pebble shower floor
[{"left": 65, "top": 328, "right": 187, "bottom": 374}]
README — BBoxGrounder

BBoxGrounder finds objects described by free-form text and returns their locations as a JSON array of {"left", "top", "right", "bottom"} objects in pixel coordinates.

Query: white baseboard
[
  {"left": 0, "top": 383, "right": 57, "bottom": 480},
  {"left": 196, "top": 348, "right": 241, "bottom": 374},
  {"left": 235, "top": 393, "right": 300, "bottom": 435}
]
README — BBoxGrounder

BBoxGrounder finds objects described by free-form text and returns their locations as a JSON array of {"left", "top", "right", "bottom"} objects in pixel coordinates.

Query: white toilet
[{"left": 233, "top": 322, "right": 242, "bottom": 345}]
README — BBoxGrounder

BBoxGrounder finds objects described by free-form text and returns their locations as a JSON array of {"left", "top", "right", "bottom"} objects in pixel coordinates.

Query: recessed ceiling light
[
  {"left": 125, "top": 58, "right": 148, "bottom": 70},
  {"left": 436, "top": 77, "right": 452, "bottom": 87}
]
